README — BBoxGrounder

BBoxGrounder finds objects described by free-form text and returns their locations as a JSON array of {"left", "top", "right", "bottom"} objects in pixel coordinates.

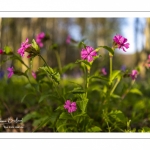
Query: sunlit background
[{"left": 0, "top": 18, "right": 149, "bottom": 73}]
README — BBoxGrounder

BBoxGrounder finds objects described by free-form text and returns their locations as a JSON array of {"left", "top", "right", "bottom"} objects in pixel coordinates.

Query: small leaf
[
  {"left": 88, "top": 126, "right": 102, "bottom": 132},
  {"left": 75, "top": 59, "right": 91, "bottom": 68},
  {"left": 129, "top": 88, "right": 143, "bottom": 96},
  {"left": 23, "top": 112, "right": 39, "bottom": 123},
  {"left": 111, "top": 94, "right": 121, "bottom": 99},
  {"left": 89, "top": 75, "right": 109, "bottom": 82},
  {"left": 59, "top": 112, "right": 73, "bottom": 120},
  {"left": 96, "top": 46, "right": 114, "bottom": 56},
  {"left": 4, "top": 46, "right": 13, "bottom": 54},
  {"left": 69, "top": 87, "right": 85, "bottom": 94}
]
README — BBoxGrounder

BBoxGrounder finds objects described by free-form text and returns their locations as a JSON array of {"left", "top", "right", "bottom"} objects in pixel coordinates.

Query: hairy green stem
[{"left": 110, "top": 77, "right": 121, "bottom": 95}]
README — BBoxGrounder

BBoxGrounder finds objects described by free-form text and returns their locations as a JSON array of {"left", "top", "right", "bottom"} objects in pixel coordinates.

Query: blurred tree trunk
[
  {"left": 138, "top": 18, "right": 149, "bottom": 78},
  {"left": 145, "top": 18, "right": 150, "bottom": 52}
]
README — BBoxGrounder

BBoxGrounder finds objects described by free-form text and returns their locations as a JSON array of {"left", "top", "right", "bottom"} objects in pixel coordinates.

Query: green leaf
[
  {"left": 109, "top": 110, "right": 127, "bottom": 123},
  {"left": 49, "top": 112, "right": 61, "bottom": 125},
  {"left": 89, "top": 75, "right": 109, "bottom": 82},
  {"left": 69, "top": 87, "right": 85, "bottom": 94},
  {"left": 39, "top": 66, "right": 53, "bottom": 74},
  {"left": 139, "top": 127, "right": 150, "bottom": 132},
  {"left": 76, "top": 98, "right": 88, "bottom": 113},
  {"left": 32, "top": 116, "right": 49, "bottom": 128},
  {"left": 96, "top": 46, "right": 114, "bottom": 56},
  {"left": 110, "top": 70, "right": 121, "bottom": 82},
  {"left": 4, "top": 46, "right": 13, "bottom": 54},
  {"left": 75, "top": 59, "right": 91, "bottom": 68},
  {"left": 21, "top": 93, "right": 36, "bottom": 103},
  {"left": 39, "top": 93, "right": 58, "bottom": 103},
  {"left": 129, "top": 88, "right": 143, "bottom": 96},
  {"left": 22, "top": 111, "right": 39, "bottom": 123},
  {"left": 88, "top": 126, "right": 102, "bottom": 132},
  {"left": 39, "top": 94, "right": 51, "bottom": 103},
  {"left": 110, "top": 94, "right": 121, "bottom": 99},
  {"left": 39, "top": 66, "right": 60, "bottom": 84},
  {"left": 51, "top": 72, "right": 60, "bottom": 84},
  {"left": 59, "top": 112, "right": 73, "bottom": 120}
]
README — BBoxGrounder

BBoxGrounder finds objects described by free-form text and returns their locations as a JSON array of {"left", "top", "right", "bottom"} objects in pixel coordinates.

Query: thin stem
[
  {"left": 1, "top": 99, "right": 12, "bottom": 116},
  {"left": 38, "top": 54, "right": 49, "bottom": 68},
  {"left": 109, "top": 53, "right": 113, "bottom": 81},
  {"left": 110, "top": 77, "right": 121, "bottom": 95}
]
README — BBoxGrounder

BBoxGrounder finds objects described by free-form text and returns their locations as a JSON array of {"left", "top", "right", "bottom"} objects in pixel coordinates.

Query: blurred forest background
[{"left": 0, "top": 18, "right": 150, "bottom": 78}]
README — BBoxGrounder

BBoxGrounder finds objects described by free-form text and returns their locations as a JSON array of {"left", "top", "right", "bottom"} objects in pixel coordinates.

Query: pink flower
[
  {"left": 36, "top": 32, "right": 45, "bottom": 48},
  {"left": 113, "top": 34, "right": 129, "bottom": 52},
  {"left": 32, "top": 71, "right": 36, "bottom": 79},
  {"left": 64, "top": 100, "right": 77, "bottom": 113},
  {"left": 66, "top": 35, "right": 71, "bottom": 44},
  {"left": 0, "top": 49, "right": 4, "bottom": 54},
  {"left": 81, "top": 46, "right": 97, "bottom": 62},
  {"left": 130, "top": 70, "right": 138, "bottom": 80},
  {"left": 7, "top": 67, "right": 14, "bottom": 78},
  {"left": 17, "top": 38, "right": 31, "bottom": 57},
  {"left": 101, "top": 68, "right": 107, "bottom": 75}
]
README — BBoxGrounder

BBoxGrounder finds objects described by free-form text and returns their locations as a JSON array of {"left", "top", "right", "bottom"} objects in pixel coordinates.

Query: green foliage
[
  {"left": 1, "top": 31, "right": 150, "bottom": 133},
  {"left": 39, "top": 66, "right": 60, "bottom": 84}
]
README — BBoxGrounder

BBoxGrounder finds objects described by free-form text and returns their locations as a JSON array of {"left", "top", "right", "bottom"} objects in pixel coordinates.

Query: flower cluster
[
  {"left": 81, "top": 46, "right": 97, "bottom": 62},
  {"left": 36, "top": 32, "right": 45, "bottom": 48},
  {"left": 17, "top": 38, "right": 31, "bottom": 57},
  {"left": 64, "top": 100, "right": 77, "bottom": 113},
  {"left": 113, "top": 34, "right": 129, "bottom": 52}
]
